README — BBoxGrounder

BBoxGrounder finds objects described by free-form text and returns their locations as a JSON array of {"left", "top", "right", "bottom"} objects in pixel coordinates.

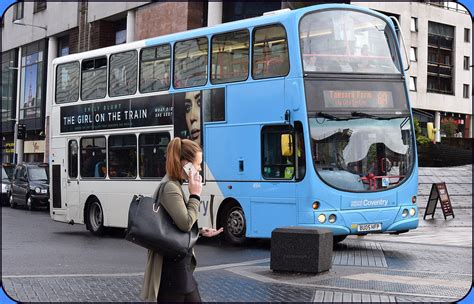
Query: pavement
[{"left": 2, "top": 165, "right": 472, "bottom": 302}]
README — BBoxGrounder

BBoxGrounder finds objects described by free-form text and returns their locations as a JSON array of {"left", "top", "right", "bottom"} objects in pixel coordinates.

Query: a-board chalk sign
[{"left": 423, "top": 182, "right": 455, "bottom": 220}]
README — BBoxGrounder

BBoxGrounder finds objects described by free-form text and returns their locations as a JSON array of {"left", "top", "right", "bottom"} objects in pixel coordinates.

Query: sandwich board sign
[{"left": 423, "top": 182, "right": 454, "bottom": 220}]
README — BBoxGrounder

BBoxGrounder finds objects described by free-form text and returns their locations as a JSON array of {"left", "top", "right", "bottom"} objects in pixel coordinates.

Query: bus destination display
[{"left": 323, "top": 90, "right": 394, "bottom": 109}]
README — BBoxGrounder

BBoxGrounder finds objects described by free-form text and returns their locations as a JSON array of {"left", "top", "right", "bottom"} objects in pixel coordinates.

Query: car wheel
[
  {"left": 223, "top": 205, "right": 247, "bottom": 245},
  {"left": 9, "top": 194, "right": 16, "bottom": 209},
  {"left": 86, "top": 199, "right": 106, "bottom": 236},
  {"left": 26, "top": 196, "right": 34, "bottom": 211}
]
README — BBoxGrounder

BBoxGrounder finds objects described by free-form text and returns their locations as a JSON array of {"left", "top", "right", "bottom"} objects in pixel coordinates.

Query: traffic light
[{"left": 17, "top": 124, "right": 26, "bottom": 140}]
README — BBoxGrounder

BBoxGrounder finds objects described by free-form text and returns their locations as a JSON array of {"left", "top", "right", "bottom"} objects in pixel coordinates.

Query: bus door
[{"left": 65, "top": 139, "right": 80, "bottom": 222}]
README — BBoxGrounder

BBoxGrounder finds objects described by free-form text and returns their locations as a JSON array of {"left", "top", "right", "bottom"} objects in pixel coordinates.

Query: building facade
[{"left": 1, "top": 1, "right": 472, "bottom": 163}]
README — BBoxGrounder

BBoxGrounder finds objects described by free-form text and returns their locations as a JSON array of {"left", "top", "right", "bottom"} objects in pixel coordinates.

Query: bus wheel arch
[
  {"left": 217, "top": 198, "right": 247, "bottom": 245},
  {"left": 84, "top": 196, "right": 106, "bottom": 236}
]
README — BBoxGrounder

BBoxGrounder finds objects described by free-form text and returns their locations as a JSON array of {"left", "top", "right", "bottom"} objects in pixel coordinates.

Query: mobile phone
[{"left": 183, "top": 162, "right": 198, "bottom": 178}]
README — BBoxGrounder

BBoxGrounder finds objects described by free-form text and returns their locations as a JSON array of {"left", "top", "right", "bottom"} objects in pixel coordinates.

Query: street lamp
[
  {"left": 13, "top": 20, "right": 47, "bottom": 31},
  {"left": 11, "top": 20, "right": 47, "bottom": 164}
]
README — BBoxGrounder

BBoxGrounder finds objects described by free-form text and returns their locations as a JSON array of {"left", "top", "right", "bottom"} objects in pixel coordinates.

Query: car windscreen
[{"left": 28, "top": 167, "right": 49, "bottom": 181}]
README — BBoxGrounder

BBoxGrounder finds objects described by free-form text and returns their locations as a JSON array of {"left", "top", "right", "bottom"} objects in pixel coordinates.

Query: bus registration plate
[{"left": 357, "top": 223, "right": 382, "bottom": 232}]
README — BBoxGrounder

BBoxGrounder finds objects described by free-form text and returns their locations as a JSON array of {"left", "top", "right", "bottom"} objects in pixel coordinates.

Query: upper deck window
[
  {"left": 300, "top": 10, "right": 401, "bottom": 74},
  {"left": 56, "top": 62, "right": 79, "bottom": 103},
  {"left": 252, "top": 25, "right": 289, "bottom": 79},
  {"left": 140, "top": 44, "right": 171, "bottom": 93},
  {"left": 81, "top": 57, "right": 107, "bottom": 100},
  {"left": 109, "top": 50, "right": 137, "bottom": 97},
  {"left": 211, "top": 30, "right": 249, "bottom": 84},
  {"left": 174, "top": 37, "right": 208, "bottom": 88}
]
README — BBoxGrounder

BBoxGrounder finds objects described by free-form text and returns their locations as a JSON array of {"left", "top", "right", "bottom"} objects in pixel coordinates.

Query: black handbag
[{"left": 125, "top": 181, "right": 199, "bottom": 259}]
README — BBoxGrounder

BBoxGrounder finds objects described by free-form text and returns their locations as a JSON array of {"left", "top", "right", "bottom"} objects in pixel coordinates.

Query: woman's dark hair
[{"left": 166, "top": 137, "right": 201, "bottom": 181}]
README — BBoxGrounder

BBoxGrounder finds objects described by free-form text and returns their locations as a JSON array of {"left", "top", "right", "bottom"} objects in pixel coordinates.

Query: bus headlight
[
  {"left": 35, "top": 187, "right": 41, "bottom": 194},
  {"left": 328, "top": 214, "right": 336, "bottom": 223},
  {"left": 409, "top": 208, "right": 416, "bottom": 217},
  {"left": 317, "top": 214, "right": 326, "bottom": 223},
  {"left": 402, "top": 209, "right": 408, "bottom": 218}
]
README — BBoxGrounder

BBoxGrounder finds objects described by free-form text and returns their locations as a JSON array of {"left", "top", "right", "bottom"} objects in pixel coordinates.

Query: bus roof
[{"left": 52, "top": 3, "right": 391, "bottom": 66}]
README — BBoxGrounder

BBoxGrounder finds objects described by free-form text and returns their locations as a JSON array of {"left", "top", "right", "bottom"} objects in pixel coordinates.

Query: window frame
[
  {"left": 173, "top": 36, "right": 209, "bottom": 89},
  {"left": 138, "top": 132, "right": 171, "bottom": 179},
  {"left": 139, "top": 43, "right": 172, "bottom": 94},
  {"left": 410, "top": 17, "right": 418, "bottom": 32},
  {"left": 251, "top": 23, "right": 290, "bottom": 80},
  {"left": 55, "top": 61, "right": 80, "bottom": 104},
  {"left": 464, "top": 56, "right": 470, "bottom": 70},
  {"left": 463, "top": 84, "right": 470, "bottom": 99},
  {"left": 13, "top": 1, "right": 24, "bottom": 21},
  {"left": 107, "top": 134, "right": 138, "bottom": 179},
  {"left": 68, "top": 140, "right": 78, "bottom": 179},
  {"left": 79, "top": 136, "right": 107, "bottom": 179},
  {"left": 108, "top": 50, "right": 138, "bottom": 98},
  {"left": 210, "top": 29, "right": 250, "bottom": 85},
  {"left": 261, "top": 124, "right": 296, "bottom": 181},
  {"left": 409, "top": 76, "right": 417, "bottom": 92},
  {"left": 464, "top": 28, "right": 470, "bottom": 43},
  {"left": 410, "top": 47, "right": 417, "bottom": 62},
  {"left": 80, "top": 56, "right": 108, "bottom": 101},
  {"left": 33, "top": 1, "right": 47, "bottom": 13}
]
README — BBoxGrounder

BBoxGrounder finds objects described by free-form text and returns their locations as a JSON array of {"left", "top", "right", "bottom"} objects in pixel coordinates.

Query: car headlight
[
  {"left": 41, "top": 189, "right": 47, "bottom": 194},
  {"left": 35, "top": 187, "right": 41, "bottom": 194}
]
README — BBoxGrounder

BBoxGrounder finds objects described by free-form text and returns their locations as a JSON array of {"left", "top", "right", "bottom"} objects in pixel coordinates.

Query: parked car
[
  {"left": 9, "top": 163, "right": 49, "bottom": 210},
  {"left": 2, "top": 163, "right": 14, "bottom": 206}
]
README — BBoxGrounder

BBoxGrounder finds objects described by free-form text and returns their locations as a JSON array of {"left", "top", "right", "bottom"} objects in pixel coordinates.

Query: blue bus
[{"left": 50, "top": 4, "right": 418, "bottom": 244}]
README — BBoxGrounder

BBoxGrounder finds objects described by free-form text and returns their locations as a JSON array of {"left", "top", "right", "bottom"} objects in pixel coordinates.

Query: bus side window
[
  {"left": 109, "top": 50, "right": 138, "bottom": 97},
  {"left": 252, "top": 24, "right": 289, "bottom": 79},
  {"left": 139, "top": 133, "right": 170, "bottom": 178},
  {"left": 262, "top": 125, "right": 294, "bottom": 180},
  {"left": 174, "top": 37, "right": 208, "bottom": 89},
  {"left": 140, "top": 44, "right": 171, "bottom": 93},
  {"left": 80, "top": 137, "right": 106, "bottom": 178}
]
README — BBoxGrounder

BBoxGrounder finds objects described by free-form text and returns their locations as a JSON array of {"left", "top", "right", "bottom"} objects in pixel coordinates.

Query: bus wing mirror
[
  {"left": 281, "top": 134, "right": 294, "bottom": 157},
  {"left": 427, "top": 122, "right": 436, "bottom": 141}
]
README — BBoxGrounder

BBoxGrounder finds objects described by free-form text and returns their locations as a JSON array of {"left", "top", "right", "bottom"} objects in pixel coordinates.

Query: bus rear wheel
[
  {"left": 223, "top": 205, "right": 246, "bottom": 245},
  {"left": 85, "top": 199, "right": 106, "bottom": 236}
]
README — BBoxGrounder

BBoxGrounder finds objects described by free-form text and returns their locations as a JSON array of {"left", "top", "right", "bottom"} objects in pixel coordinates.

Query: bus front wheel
[
  {"left": 223, "top": 205, "right": 246, "bottom": 245},
  {"left": 333, "top": 235, "right": 347, "bottom": 244},
  {"left": 85, "top": 199, "right": 106, "bottom": 236}
]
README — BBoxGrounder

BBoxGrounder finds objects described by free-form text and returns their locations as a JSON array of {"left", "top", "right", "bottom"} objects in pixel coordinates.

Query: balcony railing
[{"left": 424, "top": 0, "right": 469, "bottom": 14}]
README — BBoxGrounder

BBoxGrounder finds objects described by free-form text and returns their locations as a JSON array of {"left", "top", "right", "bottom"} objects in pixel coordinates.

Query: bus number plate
[{"left": 357, "top": 223, "right": 382, "bottom": 232}]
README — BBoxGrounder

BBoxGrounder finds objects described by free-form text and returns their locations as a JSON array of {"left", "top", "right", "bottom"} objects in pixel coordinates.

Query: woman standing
[{"left": 140, "top": 137, "right": 223, "bottom": 302}]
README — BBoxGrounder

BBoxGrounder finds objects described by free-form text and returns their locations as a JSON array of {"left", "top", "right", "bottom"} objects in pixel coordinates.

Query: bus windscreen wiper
[
  {"left": 351, "top": 111, "right": 376, "bottom": 118},
  {"left": 316, "top": 112, "right": 348, "bottom": 121}
]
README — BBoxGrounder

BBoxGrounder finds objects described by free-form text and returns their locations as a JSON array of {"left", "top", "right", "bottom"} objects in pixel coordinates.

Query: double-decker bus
[{"left": 50, "top": 4, "right": 418, "bottom": 244}]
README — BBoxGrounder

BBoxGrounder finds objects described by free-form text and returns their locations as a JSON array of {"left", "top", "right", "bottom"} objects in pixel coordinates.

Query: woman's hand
[
  {"left": 188, "top": 171, "right": 202, "bottom": 196},
  {"left": 200, "top": 227, "right": 224, "bottom": 238}
]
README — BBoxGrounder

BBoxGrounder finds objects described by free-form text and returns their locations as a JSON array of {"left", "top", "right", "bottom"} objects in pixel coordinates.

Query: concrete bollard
[{"left": 270, "top": 227, "right": 333, "bottom": 273}]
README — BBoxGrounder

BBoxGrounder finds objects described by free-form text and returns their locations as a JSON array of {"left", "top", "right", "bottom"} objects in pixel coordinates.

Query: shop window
[
  {"left": 139, "top": 44, "right": 171, "bottom": 93},
  {"left": 139, "top": 132, "right": 170, "bottom": 178}
]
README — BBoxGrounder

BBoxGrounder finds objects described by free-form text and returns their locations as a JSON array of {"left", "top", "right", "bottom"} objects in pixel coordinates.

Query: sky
[{"left": 0, "top": 0, "right": 472, "bottom": 304}]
